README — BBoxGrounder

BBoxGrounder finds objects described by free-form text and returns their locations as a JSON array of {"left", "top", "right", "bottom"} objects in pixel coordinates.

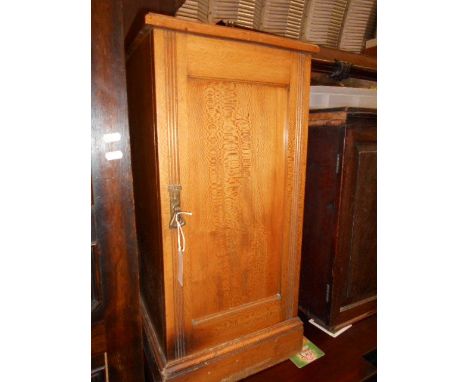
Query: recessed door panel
[
  {"left": 182, "top": 79, "right": 288, "bottom": 350},
  {"left": 334, "top": 123, "right": 377, "bottom": 322},
  {"left": 185, "top": 79, "right": 286, "bottom": 317},
  {"left": 346, "top": 143, "right": 377, "bottom": 302}
]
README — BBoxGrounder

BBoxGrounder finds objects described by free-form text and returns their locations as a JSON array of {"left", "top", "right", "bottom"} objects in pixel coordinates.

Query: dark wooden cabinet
[{"left": 299, "top": 107, "right": 377, "bottom": 331}]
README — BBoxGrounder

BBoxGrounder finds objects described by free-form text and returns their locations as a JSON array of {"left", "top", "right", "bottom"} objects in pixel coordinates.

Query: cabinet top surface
[
  {"left": 140, "top": 13, "right": 320, "bottom": 54},
  {"left": 310, "top": 107, "right": 377, "bottom": 115},
  {"left": 308, "top": 107, "right": 377, "bottom": 126}
]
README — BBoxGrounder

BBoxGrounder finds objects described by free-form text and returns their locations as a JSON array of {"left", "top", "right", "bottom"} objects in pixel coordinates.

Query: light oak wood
[
  {"left": 127, "top": 13, "right": 313, "bottom": 381},
  {"left": 128, "top": 13, "right": 319, "bottom": 56},
  {"left": 142, "top": 299, "right": 303, "bottom": 382}
]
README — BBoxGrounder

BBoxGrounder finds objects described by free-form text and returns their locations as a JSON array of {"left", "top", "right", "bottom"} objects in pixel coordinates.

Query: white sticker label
[
  {"left": 105, "top": 151, "right": 123, "bottom": 161},
  {"left": 103, "top": 132, "right": 121, "bottom": 143}
]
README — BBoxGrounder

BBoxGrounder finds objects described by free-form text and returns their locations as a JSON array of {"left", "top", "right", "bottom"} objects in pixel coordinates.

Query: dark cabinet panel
[
  {"left": 341, "top": 141, "right": 377, "bottom": 305},
  {"left": 91, "top": 368, "right": 106, "bottom": 382},
  {"left": 91, "top": 246, "right": 104, "bottom": 317},
  {"left": 91, "top": 0, "right": 144, "bottom": 378},
  {"left": 91, "top": 202, "right": 104, "bottom": 319},
  {"left": 299, "top": 108, "right": 377, "bottom": 331},
  {"left": 299, "top": 125, "right": 343, "bottom": 323}
]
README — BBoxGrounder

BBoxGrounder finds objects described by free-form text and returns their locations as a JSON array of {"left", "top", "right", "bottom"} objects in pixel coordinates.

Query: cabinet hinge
[
  {"left": 335, "top": 154, "right": 341, "bottom": 174},
  {"left": 325, "top": 283, "right": 331, "bottom": 303}
]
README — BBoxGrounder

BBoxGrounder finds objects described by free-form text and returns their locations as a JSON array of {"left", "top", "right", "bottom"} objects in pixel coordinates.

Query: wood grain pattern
[
  {"left": 156, "top": 28, "right": 191, "bottom": 359},
  {"left": 127, "top": 14, "right": 312, "bottom": 380},
  {"left": 344, "top": 143, "right": 377, "bottom": 303},
  {"left": 284, "top": 53, "right": 311, "bottom": 319},
  {"left": 164, "top": 29, "right": 186, "bottom": 359},
  {"left": 126, "top": 28, "right": 168, "bottom": 356},
  {"left": 299, "top": 123, "right": 344, "bottom": 323},
  {"left": 128, "top": 13, "right": 319, "bottom": 55},
  {"left": 91, "top": 320, "right": 107, "bottom": 358},
  {"left": 308, "top": 111, "right": 348, "bottom": 126},
  {"left": 184, "top": 79, "right": 285, "bottom": 325},
  {"left": 143, "top": 296, "right": 303, "bottom": 382},
  {"left": 92, "top": 0, "right": 144, "bottom": 378},
  {"left": 91, "top": 245, "right": 103, "bottom": 318},
  {"left": 331, "top": 113, "right": 377, "bottom": 327},
  {"left": 186, "top": 34, "right": 292, "bottom": 86},
  {"left": 299, "top": 108, "right": 376, "bottom": 331}
]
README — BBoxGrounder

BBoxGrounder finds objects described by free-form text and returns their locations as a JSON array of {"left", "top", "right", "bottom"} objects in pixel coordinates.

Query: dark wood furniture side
[
  {"left": 299, "top": 108, "right": 377, "bottom": 331},
  {"left": 122, "top": 0, "right": 185, "bottom": 40},
  {"left": 91, "top": 0, "right": 144, "bottom": 379}
]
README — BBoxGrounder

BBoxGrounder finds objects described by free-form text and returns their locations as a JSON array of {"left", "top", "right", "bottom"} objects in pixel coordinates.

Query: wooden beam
[{"left": 312, "top": 46, "right": 377, "bottom": 81}]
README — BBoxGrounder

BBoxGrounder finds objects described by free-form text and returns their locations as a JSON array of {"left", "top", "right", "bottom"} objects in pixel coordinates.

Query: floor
[{"left": 242, "top": 314, "right": 377, "bottom": 382}]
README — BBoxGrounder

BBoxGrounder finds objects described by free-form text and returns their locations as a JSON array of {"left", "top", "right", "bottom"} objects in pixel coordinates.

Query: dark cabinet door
[
  {"left": 331, "top": 120, "right": 377, "bottom": 326},
  {"left": 299, "top": 125, "right": 344, "bottom": 324},
  {"left": 299, "top": 109, "right": 376, "bottom": 331}
]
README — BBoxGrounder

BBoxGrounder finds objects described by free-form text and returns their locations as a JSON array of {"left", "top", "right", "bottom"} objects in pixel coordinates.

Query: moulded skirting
[{"left": 142, "top": 300, "right": 303, "bottom": 382}]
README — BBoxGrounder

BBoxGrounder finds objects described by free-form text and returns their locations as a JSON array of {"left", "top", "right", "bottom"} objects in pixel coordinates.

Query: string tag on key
[{"left": 170, "top": 211, "right": 192, "bottom": 287}]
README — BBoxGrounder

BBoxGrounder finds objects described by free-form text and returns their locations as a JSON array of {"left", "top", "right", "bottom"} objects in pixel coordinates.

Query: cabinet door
[
  {"left": 153, "top": 30, "right": 310, "bottom": 356},
  {"left": 332, "top": 120, "right": 377, "bottom": 326},
  {"left": 299, "top": 125, "right": 344, "bottom": 324}
]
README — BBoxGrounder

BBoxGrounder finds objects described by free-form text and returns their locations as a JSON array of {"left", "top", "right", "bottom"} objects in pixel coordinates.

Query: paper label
[{"left": 289, "top": 337, "right": 325, "bottom": 368}]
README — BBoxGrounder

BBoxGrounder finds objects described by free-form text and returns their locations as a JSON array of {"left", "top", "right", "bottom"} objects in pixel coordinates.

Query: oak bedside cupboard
[
  {"left": 125, "top": 13, "right": 319, "bottom": 382},
  {"left": 299, "top": 108, "right": 377, "bottom": 333}
]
